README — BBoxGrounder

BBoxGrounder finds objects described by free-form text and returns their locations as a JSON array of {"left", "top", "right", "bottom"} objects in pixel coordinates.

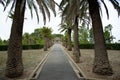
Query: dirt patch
[
  {"left": 0, "top": 48, "right": 50, "bottom": 80},
  {"left": 67, "top": 49, "right": 120, "bottom": 80}
]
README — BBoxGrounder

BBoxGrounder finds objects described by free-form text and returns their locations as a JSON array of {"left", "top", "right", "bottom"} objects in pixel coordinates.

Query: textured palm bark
[
  {"left": 5, "top": 0, "right": 26, "bottom": 78},
  {"left": 67, "top": 29, "right": 72, "bottom": 51},
  {"left": 73, "top": 15, "right": 81, "bottom": 63},
  {"left": 88, "top": 0, "right": 113, "bottom": 75}
]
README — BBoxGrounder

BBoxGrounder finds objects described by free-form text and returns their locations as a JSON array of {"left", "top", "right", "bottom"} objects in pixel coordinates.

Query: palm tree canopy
[
  {"left": 36, "top": 0, "right": 56, "bottom": 24},
  {"left": 60, "top": 0, "right": 120, "bottom": 22},
  {"left": 4, "top": 0, "right": 56, "bottom": 24},
  {"left": 60, "top": 0, "right": 90, "bottom": 26},
  {"left": 95, "top": 0, "right": 120, "bottom": 19},
  {"left": 0, "top": 0, "right": 5, "bottom": 6},
  {"left": 59, "top": 21, "right": 73, "bottom": 33},
  {"left": 41, "top": 26, "right": 52, "bottom": 37},
  {"left": 109, "top": 0, "right": 120, "bottom": 16}
]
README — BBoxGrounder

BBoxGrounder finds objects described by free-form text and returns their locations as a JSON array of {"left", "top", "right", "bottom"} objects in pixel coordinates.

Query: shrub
[
  {"left": 0, "top": 45, "right": 44, "bottom": 51},
  {"left": 79, "top": 44, "right": 94, "bottom": 49},
  {"left": 78, "top": 44, "right": 120, "bottom": 50},
  {"left": 106, "top": 44, "right": 120, "bottom": 50},
  {"left": 0, "top": 45, "right": 8, "bottom": 51},
  {"left": 22, "top": 45, "right": 44, "bottom": 50}
]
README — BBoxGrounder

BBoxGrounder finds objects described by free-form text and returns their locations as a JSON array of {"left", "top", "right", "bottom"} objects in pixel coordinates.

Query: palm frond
[
  {"left": 4, "top": 0, "right": 16, "bottom": 20},
  {"left": 101, "top": 0, "right": 109, "bottom": 19},
  {"left": 36, "top": 0, "right": 56, "bottom": 24},
  {"left": 41, "top": 1, "right": 50, "bottom": 21},
  {"left": 27, "top": 0, "right": 33, "bottom": 18},
  {"left": 4, "top": 0, "right": 15, "bottom": 11},
  {"left": 26, "top": 0, "right": 39, "bottom": 23},
  {"left": 32, "top": 1, "right": 39, "bottom": 23},
  {"left": 109, "top": 0, "right": 120, "bottom": 16},
  {"left": 46, "top": 0, "right": 56, "bottom": 16},
  {"left": 38, "top": 1, "right": 46, "bottom": 24},
  {"left": 0, "top": 0, "right": 5, "bottom": 6}
]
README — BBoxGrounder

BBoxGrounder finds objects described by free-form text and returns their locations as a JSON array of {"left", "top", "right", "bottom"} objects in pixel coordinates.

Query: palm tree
[
  {"left": 60, "top": 0, "right": 89, "bottom": 62},
  {"left": 41, "top": 26, "right": 52, "bottom": 51},
  {"left": 22, "top": 33, "right": 30, "bottom": 45},
  {"left": 59, "top": 21, "right": 73, "bottom": 51},
  {"left": 60, "top": 0, "right": 120, "bottom": 75},
  {"left": 4, "top": 0, "right": 56, "bottom": 78},
  {"left": 87, "top": 0, "right": 120, "bottom": 75},
  {"left": 60, "top": 0, "right": 81, "bottom": 63},
  {"left": 104, "top": 24, "right": 115, "bottom": 43},
  {"left": 5, "top": 0, "right": 26, "bottom": 78}
]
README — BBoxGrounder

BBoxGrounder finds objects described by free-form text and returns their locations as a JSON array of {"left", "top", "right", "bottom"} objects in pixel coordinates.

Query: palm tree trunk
[
  {"left": 88, "top": 0, "right": 113, "bottom": 75},
  {"left": 5, "top": 0, "right": 26, "bottom": 78},
  {"left": 67, "top": 29, "right": 72, "bottom": 51},
  {"left": 73, "top": 15, "right": 81, "bottom": 63}
]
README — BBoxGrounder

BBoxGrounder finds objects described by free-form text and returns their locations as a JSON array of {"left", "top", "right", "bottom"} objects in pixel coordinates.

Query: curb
[
  {"left": 61, "top": 46, "right": 106, "bottom": 80},
  {"left": 28, "top": 46, "right": 54, "bottom": 80},
  {"left": 61, "top": 46, "right": 87, "bottom": 78}
]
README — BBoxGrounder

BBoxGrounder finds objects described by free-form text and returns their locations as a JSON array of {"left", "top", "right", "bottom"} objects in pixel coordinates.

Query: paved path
[{"left": 37, "top": 44, "right": 79, "bottom": 80}]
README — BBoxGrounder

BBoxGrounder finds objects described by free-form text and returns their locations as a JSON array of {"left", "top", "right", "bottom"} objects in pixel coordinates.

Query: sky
[{"left": 0, "top": 0, "right": 120, "bottom": 42}]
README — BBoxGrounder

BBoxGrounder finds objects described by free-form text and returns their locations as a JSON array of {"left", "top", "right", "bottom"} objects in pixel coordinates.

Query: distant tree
[
  {"left": 79, "top": 23, "right": 89, "bottom": 44},
  {"left": 22, "top": 33, "right": 30, "bottom": 45},
  {"left": 3, "top": 39, "right": 9, "bottom": 45},
  {"left": 59, "top": 21, "right": 73, "bottom": 51},
  {"left": 89, "top": 24, "right": 115, "bottom": 44},
  {"left": 104, "top": 24, "right": 115, "bottom": 43},
  {"left": 32, "top": 28, "right": 43, "bottom": 44},
  {"left": 41, "top": 27, "right": 52, "bottom": 51},
  {"left": 89, "top": 27, "right": 94, "bottom": 44},
  {"left": 52, "top": 34, "right": 63, "bottom": 43},
  {"left": 0, "top": 38, "right": 3, "bottom": 45}
]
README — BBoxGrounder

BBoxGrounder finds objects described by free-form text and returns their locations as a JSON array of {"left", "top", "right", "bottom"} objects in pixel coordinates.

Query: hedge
[
  {"left": 79, "top": 44, "right": 120, "bottom": 50},
  {"left": 0, "top": 45, "right": 8, "bottom": 51},
  {"left": 0, "top": 45, "right": 44, "bottom": 51},
  {"left": 0, "top": 44, "right": 120, "bottom": 51},
  {"left": 22, "top": 45, "right": 44, "bottom": 50},
  {"left": 106, "top": 44, "right": 120, "bottom": 50},
  {"left": 79, "top": 44, "right": 94, "bottom": 49}
]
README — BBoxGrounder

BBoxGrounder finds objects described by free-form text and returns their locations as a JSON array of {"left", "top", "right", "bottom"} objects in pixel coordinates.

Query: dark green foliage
[
  {"left": 0, "top": 44, "right": 119, "bottom": 51},
  {"left": 22, "top": 45, "right": 44, "bottom": 50},
  {"left": 79, "top": 44, "right": 94, "bottom": 49},
  {"left": 0, "top": 45, "right": 8, "bottom": 51},
  {"left": 0, "top": 45, "right": 44, "bottom": 51},
  {"left": 78, "top": 44, "right": 120, "bottom": 50},
  {"left": 106, "top": 44, "right": 120, "bottom": 50}
]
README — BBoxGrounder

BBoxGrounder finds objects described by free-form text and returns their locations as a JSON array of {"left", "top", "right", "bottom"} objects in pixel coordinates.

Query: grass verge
[{"left": 0, "top": 49, "right": 49, "bottom": 79}]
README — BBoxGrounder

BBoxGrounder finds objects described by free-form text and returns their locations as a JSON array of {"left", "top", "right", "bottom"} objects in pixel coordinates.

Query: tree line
[{"left": 61, "top": 23, "right": 115, "bottom": 45}]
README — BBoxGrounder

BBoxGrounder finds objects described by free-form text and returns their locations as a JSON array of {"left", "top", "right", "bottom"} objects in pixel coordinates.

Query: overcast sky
[{"left": 0, "top": 0, "right": 120, "bottom": 42}]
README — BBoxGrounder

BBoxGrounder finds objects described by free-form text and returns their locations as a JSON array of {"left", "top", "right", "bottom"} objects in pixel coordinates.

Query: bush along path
[{"left": 37, "top": 44, "right": 80, "bottom": 80}]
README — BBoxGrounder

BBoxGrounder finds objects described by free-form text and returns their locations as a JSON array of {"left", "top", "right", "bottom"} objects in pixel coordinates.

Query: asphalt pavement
[{"left": 37, "top": 44, "right": 79, "bottom": 80}]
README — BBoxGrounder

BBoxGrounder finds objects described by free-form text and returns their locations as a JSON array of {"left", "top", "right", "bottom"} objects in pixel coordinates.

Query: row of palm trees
[
  {"left": 0, "top": 0, "right": 120, "bottom": 78},
  {"left": 59, "top": 0, "right": 120, "bottom": 76}
]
